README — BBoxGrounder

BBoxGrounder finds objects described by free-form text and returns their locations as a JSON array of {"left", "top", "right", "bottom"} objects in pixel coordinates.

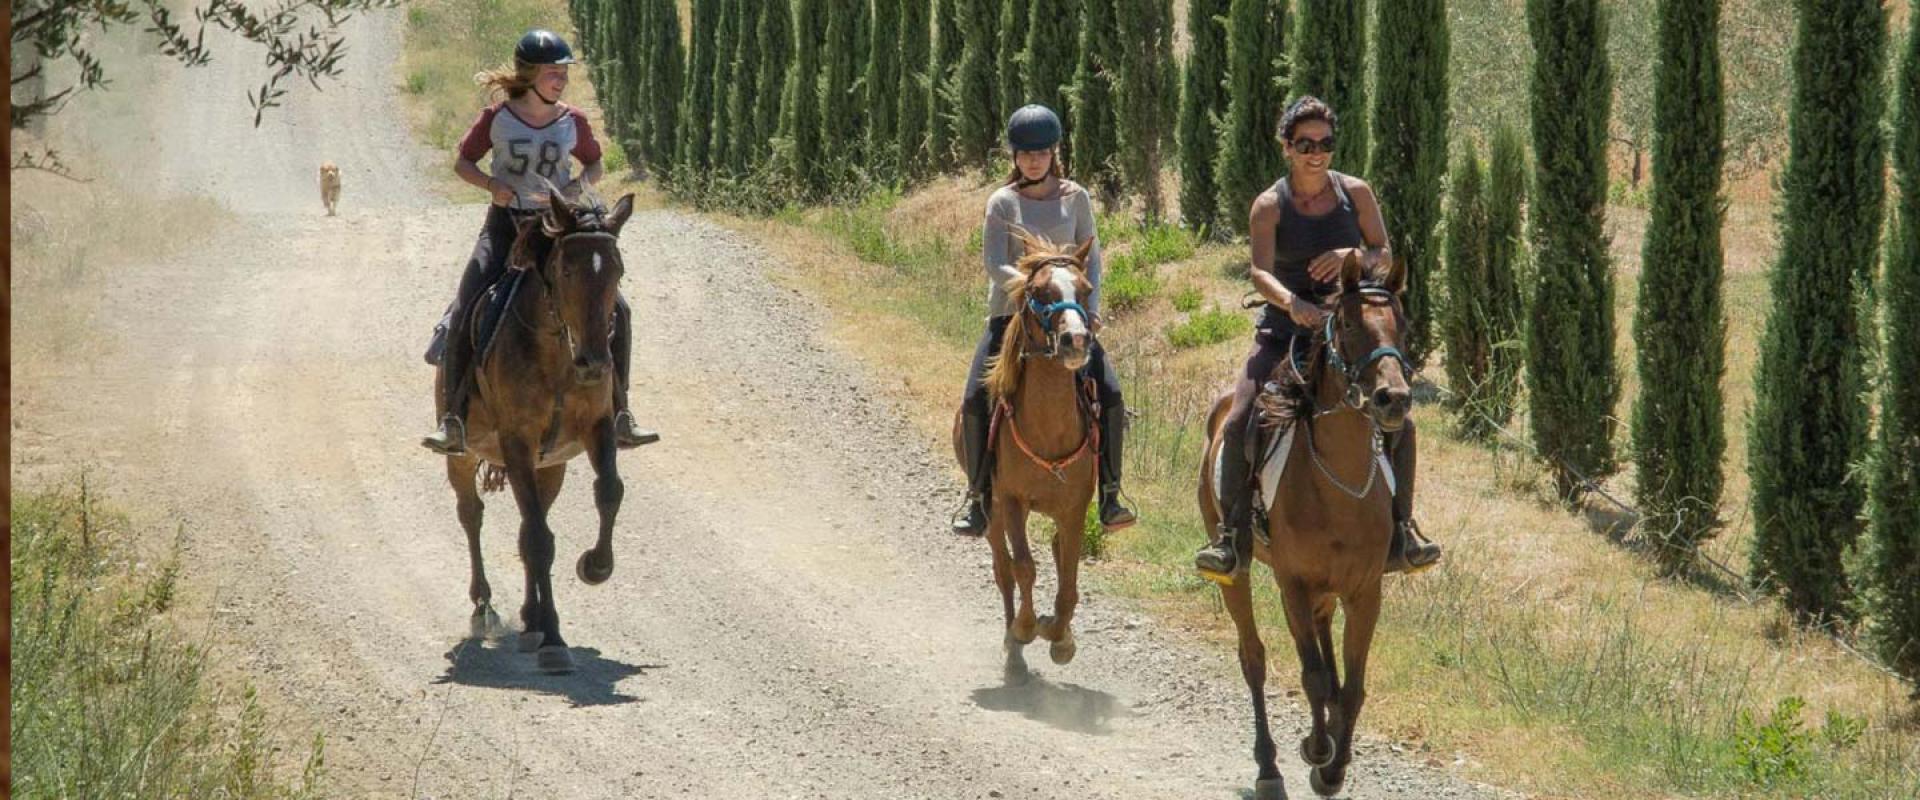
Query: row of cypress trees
[{"left": 566, "top": 0, "right": 1919, "bottom": 683}]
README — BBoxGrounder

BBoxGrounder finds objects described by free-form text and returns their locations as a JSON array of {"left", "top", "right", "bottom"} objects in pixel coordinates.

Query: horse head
[
  {"left": 1006, "top": 229, "right": 1096, "bottom": 371},
  {"left": 1324, "top": 251, "right": 1413, "bottom": 431},
  {"left": 535, "top": 185, "right": 633, "bottom": 387}
]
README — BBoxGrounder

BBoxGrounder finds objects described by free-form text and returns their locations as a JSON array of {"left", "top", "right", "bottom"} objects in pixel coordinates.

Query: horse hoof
[
  {"left": 469, "top": 605, "right": 501, "bottom": 640},
  {"left": 1010, "top": 617, "right": 1037, "bottom": 645},
  {"left": 517, "top": 630, "right": 545, "bottom": 653},
  {"left": 1048, "top": 635, "right": 1077, "bottom": 665},
  {"left": 1308, "top": 766, "right": 1343, "bottom": 797},
  {"left": 1300, "top": 733, "right": 1335, "bottom": 768},
  {"left": 536, "top": 644, "right": 575, "bottom": 674},
  {"left": 1252, "top": 777, "right": 1287, "bottom": 800},
  {"left": 576, "top": 549, "right": 613, "bottom": 585}
]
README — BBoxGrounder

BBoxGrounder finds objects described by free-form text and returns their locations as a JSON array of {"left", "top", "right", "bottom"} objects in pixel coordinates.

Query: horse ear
[
  {"left": 1073, "top": 236, "right": 1095, "bottom": 268},
  {"left": 1341, "top": 250, "right": 1364, "bottom": 292},
  {"left": 1386, "top": 252, "right": 1408, "bottom": 295},
  {"left": 607, "top": 193, "right": 635, "bottom": 235},
  {"left": 542, "top": 177, "right": 577, "bottom": 233}
]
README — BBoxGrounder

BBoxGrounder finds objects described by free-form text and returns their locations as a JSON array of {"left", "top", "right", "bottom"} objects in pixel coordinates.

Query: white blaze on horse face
[
  {"left": 591, "top": 252, "right": 603, "bottom": 275},
  {"left": 1048, "top": 267, "right": 1089, "bottom": 337}
]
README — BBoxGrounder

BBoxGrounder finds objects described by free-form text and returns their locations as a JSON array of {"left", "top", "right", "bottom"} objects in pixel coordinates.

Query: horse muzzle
[
  {"left": 1369, "top": 386, "right": 1412, "bottom": 431},
  {"left": 572, "top": 356, "right": 611, "bottom": 385}
]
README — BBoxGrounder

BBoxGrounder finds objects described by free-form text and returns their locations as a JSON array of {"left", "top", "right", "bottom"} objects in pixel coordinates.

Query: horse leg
[
  {"left": 529, "top": 464, "right": 572, "bottom": 673},
  {"left": 1223, "top": 575, "right": 1284, "bottom": 798},
  {"left": 447, "top": 456, "right": 497, "bottom": 638},
  {"left": 985, "top": 510, "right": 1017, "bottom": 644},
  {"left": 1003, "top": 501, "right": 1038, "bottom": 645},
  {"left": 1312, "top": 585, "right": 1381, "bottom": 798},
  {"left": 504, "top": 441, "right": 573, "bottom": 672},
  {"left": 1280, "top": 580, "right": 1335, "bottom": 770},
  {"left": 577, "top": 419, "right": 620, "bottom": 585},
  {"left": 501, "top": 442, "right": 546, "bottom": 653},
  {"left": 1038, "top": 506, "right": 1084, "bottom": 665}
]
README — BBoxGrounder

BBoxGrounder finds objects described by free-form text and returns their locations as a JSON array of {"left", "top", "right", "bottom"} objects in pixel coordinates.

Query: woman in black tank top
[{"left": 1194, "top": 96, "right": 1442, "bottom": 581}]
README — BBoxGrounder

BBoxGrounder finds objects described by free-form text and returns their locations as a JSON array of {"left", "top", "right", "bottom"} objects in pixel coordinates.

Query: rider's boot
[
  {"left": 610, "top": 299, "right": 659, "bottom": 449},
  {"left": 953, "top": 408, "right": 992, "bottom": 536},
  {"left": 1382, "top": 424, "right": 1441, "bottom": 574},
  {"left": 1196, "top": 412, "right": 1259, "bottom": 584},
  {"left": 423, "top": 335, "right": 474, "bottom": 455},
  {"left": 1097, "top": 401, "right": 1137, "bottom": 531}
]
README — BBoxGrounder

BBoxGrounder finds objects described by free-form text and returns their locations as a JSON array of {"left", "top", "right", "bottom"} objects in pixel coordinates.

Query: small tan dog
[{"left": 319, "top": 161, "right": 341, "bottom": 216}]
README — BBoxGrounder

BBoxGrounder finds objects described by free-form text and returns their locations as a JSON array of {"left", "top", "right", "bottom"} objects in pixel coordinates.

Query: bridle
[
  {"left": 1017, "top": 259, "right": 1094, "bottom": 360},
  {"left": 1290, "top": 284, "right": 1411, "bottom": 499}
]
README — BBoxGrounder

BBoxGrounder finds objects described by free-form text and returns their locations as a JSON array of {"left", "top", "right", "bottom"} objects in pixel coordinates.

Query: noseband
[{"left": 1019, "top": 260, "right": 1093, "bottom": 360}]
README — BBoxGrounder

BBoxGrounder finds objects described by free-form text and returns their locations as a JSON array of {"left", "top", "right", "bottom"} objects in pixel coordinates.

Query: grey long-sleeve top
[{"left": 980, "top": 180, "right": 1104, "bottom": 318}]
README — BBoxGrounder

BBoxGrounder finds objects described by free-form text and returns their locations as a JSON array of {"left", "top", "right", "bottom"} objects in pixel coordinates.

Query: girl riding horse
[
  {"left": 423, "top": 29, "right": 655, "bottom": 455},
  {"left": 1193, "top": 96, "right": 1441, "bottom": 582},
  {"left": 954, "top": 104, "right": 1136, "bottom": 535}
]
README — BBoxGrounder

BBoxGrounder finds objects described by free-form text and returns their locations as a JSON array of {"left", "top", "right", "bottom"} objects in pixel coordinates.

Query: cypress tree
[
  {"left": 782, "top": 0, "right": 830, "bottom": 200},
  {"left": 1178, "top": 0, "right": 1231, "bottom": 235},
  {"left": 1443, "top": 150, "right": 1495, "bottom": 439},
  {"left": 899, "top": 0, "right": 933, "bottom": 176},
  {"left": 677, "top": 0, "right": 722, "bottom": 176},
  {"left": 1368, "top": 0, "right": 1447, "bottom": 368},
  {"left": 1290, "top": 0, "right": 1367, "bottom": 172},
  {"left": 641, "top": 0, "right": 685, "bottom": 179},
  {"left": 1113, "top": 0, "right": 1175, "bottom": 219},
  {"left": 1749, "top": 0, "right": 1887, "bottom": 621},
  {"left": 930, "top": 0, "right": 962, "bottom": 170},
  {"left": 869, "top": 0, "right": 903, "bottom": 173},
  {"left": 1525, "top": 0, "right": 1618, "bottom": 499},
  {"left": 1070, "top": 0, "right": 1121, "bottom": 199},
  {"left": 1024, "top": 0, "right": 1080, "bottom": 167},
  {"left": 952, "top": 0, "right": 1002, "bottom": 167},
  {"left": 823, "top": 0, "right": 862, "bottom": 169},
  {"left": 1867, "top": 0, "right": 1920, "bottom": 686},
  {"left": 720, "top": 0, "right": 763, "bottom": 175},
  {"left": 1483, "top": 121, "right": 1527, "bottom": 432},
  {"left": 853, "top": 0, "right": 872, "bottom": 145},
  {"left": 998, "top": 0, "right": 1031, "bottom": 121},
  {"left": 752, "top": 0, "right": 792, "bottom": 166},
  {"left": 1631, "top": 0, "right": 1726, "bottom": 571},
  {"left": 1214, "top": 0, "right": 1287, "bottom": 237},
  {"left": 708, "top": 0, "right": 740, "bottom": 177}
]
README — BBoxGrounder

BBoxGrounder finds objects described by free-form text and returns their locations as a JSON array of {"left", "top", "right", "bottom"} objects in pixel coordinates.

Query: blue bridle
[
  {"left": 1323, "top": 286, "right": 1411, "bottom": 406},
  {"left": 1027, "top": 297, "right": 1091, "bottom": 333}
]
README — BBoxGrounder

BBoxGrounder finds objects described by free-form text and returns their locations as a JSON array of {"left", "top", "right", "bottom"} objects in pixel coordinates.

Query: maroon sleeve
[
  {"left": 569, "top": 108, "right": 603, "bottom": 164},
  {"left": 457, "top": 105, "right": 500, "bottom": 162}
]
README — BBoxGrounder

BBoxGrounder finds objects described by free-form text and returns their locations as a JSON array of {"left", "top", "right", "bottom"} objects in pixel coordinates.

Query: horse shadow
[
  {"left": 434, "top": 635, "right": 661, "bottom": 708},
  {"left": 969, "top": 650, "right": 1130, "bottom": 735}
]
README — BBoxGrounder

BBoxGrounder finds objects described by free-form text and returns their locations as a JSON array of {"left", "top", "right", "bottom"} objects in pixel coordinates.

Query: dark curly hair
[{"left": 1280, "top": 95, "right": 1338, "bottom": 142}]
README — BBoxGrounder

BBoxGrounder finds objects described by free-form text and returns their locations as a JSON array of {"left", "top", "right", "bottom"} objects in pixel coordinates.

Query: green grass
[
  {"left": 1166, "top": 306, "right": 1254, "bottom": 349},
  {"left": 1102, "top": 251, "right": 1163, "bottom": 312},
  {"left": 1172, "top": 285, "right": 1204, "bottom": 312},
  {"left": 11, "top": 481, "right": 326, "bottom": 799}
]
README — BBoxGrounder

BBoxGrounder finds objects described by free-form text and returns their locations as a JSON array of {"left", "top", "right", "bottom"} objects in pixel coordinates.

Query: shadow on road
[
  {"left": 435, "top": 636, "right": 661, "bottom": 708},
  {"left": 969, "top": 649, "right": 1130, "bottom": 735}
]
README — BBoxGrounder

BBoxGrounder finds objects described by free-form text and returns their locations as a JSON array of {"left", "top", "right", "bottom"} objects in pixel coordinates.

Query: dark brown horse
[
  {"left": 437, "top": 190, "right": 635, "bottom": 674},
  {"left": 1197, "top": 253, "right": 1412, "bottom": 798},
  {"left": 952, "top": 232, "right": 1100, "bottom": 668}
]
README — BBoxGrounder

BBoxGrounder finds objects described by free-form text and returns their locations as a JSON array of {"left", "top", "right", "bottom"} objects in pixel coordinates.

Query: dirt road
[{"left": 12, "top": 12, "right": 1514, "bottom": 799}]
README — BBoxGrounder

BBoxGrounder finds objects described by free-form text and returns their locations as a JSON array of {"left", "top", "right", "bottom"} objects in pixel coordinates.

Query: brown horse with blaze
[{"left": 953, "top": 231, "right": 1101, "bottom": 669}]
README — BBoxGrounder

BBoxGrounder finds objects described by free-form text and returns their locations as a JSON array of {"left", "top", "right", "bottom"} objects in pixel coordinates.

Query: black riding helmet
[
  {"left": 515, "top": 29, "right": 577, "bottom": 66},
  {"left": 1006, "top": 104, "right": 1063, "bottom": 151}
]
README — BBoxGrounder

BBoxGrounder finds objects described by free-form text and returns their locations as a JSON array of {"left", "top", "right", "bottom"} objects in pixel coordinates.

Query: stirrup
[
  {"left": 1195, "top": 527, "right": 1247, "bottom": 586},
  {"left": 1386, "top": 519, "right": 1442, "bottom": 575},
  {"left": 613, "top": 410, "right": 660, "bottom": 449},
  {"left": 1099, "top": 487, "right": 1138, "bottom": 531},
  {"left": 952, "top": 493, "right": 988, "bottom": 536},
  {"left": 422, "top": 414, "right": 468, "bottom": 456}
]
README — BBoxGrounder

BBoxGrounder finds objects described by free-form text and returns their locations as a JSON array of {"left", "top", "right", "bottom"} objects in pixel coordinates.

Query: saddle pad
[{"left": 1213, "top": 423, "right": 1395, "bottom": 514}]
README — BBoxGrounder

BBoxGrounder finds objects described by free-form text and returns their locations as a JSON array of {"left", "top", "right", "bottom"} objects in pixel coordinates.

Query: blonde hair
[{"left": 474, "top": 60, "right": 541, "bottom": 100}]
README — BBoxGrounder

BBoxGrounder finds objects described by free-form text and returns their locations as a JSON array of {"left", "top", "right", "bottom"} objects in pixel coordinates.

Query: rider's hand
[
  {"left": 487, "top": 177, "right": 515, "bottom": 206},
  {"left": 1307, "top": 247, "right": 1359, "bottom": 283},
  {"left": 1287, "top": 295, "right": 1330, "bottom": 329}
]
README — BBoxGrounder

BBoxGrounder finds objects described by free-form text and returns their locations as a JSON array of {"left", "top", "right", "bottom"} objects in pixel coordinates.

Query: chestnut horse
[
  {"left": 437, "top": 190, "right": 635, "bottom": 674},
  {"left": 952, "top": 233, "right": 1100, "bottom": 668},
  {"left": 1197, "top": 253, "right": 1412, "bottom": 798}
]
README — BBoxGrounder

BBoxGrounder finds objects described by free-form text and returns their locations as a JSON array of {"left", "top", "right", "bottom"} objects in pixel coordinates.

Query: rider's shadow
[
  {"left": 434, "top": 636, "right": 661, "bottom": 708},
  {"left": 969, "top": 652, "right": 1130, "bottom": 735}
]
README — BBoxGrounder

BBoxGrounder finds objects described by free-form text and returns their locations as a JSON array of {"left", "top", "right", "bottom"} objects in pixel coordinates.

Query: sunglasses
[{"left": 1291, "top": 136, "right": 1336, "bottom": 155}]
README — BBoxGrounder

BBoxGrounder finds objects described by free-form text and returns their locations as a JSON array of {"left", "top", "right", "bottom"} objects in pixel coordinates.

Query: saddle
[{"left": 421, "top": 270, "right": 530, "bottom": 368}]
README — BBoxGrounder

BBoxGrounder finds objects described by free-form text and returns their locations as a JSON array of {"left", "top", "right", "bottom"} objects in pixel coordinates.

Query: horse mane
[{"left": 984, "top": 228, "right": 1074, "bottom": 399}]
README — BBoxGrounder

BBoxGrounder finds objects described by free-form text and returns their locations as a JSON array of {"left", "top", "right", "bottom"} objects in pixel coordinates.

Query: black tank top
[{"left": 1259, "top": 171, "right": 1364, "bottom": 335}]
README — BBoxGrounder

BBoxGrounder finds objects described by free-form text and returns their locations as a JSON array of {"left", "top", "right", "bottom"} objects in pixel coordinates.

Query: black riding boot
[
  {"left": 953, "top": 408, "right": 992, "bottom": 536},
  {"left": 423, "top": 332, "right": 474, "bottom": 455},
  {"left": 1097, "top": 402, "right": 1137, "bottom": 530},
  {"left": 1196, "top": 412, "right": 1259, "bottom": 583},
  {"left": 610, "top": 299, "right": 659, "bottom": 449},
  {"left": 1383, "top": 423, "right": 1441, "bottom": 574}
]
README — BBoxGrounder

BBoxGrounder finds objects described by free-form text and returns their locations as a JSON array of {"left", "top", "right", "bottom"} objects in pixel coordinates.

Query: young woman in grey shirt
[{"left": 953, "top": 104, "right": 1137, "bottom": 536}]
